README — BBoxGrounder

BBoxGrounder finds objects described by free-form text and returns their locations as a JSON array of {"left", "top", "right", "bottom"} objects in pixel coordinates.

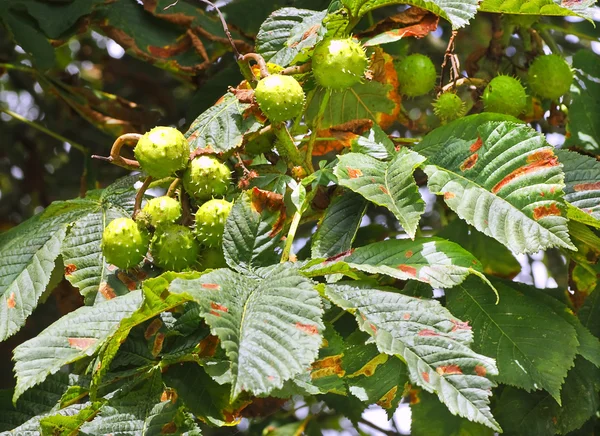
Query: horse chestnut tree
[{"left": 0, "top": 1, "right": 599, "bottom": 435}]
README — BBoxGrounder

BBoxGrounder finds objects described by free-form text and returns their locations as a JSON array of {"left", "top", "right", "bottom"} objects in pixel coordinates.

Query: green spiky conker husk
[
  {"left": 134, "top": 126, "right": 189, "bottom": 179},
  {"left": 482, "top": 75, "right": 527, "bottom": 117},
  {"left": 151, "top": 224, "right": 200, "bottom": 271},
  {"left": 396, "top": 54, "right": 437, "bottom": 97},
  {"left": 312, "top": 38, "right": 368, "bottom": 89},
  {"left": 432, "top": 92, "right": 466, "bottom": 123},
  {"left": 195, "top": 199, "right": 233, "bottom": 248},
  {"left": 101, "top": 217, "right": 150, "bottom": 269},
  {"left": 198, "top": 247, "right": 228, "bottom": 270},
  {"left": 255, "top": 74, "right": 305, "bottom": 123},
  {"left": 182, "top": 156, "right": 231, "bottom": 202},
  {"left": 141, "top": 196, "right": 182, "bottom": 227},
  {"left": 528, "top": 54, "right": 573, "bottom": 100}
]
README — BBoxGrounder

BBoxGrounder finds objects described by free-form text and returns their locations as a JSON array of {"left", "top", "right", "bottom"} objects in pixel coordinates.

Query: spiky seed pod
[
  {"left": 140, "top": 196, "right": 182, "bottom": 228},
  {"left": 101, "top": 217, "right": 150, "bottom": 269},
  {"left": 255, "top": 74, "right": 306, "bottom": 123},
  {"left": 482, "top": 75, "right": 527, "bottom": 117},
  {"left": 312, "top": 38, "right": 368, "bottom": 90},
  {"left": 395, "top": 54, "right": 437, "bottom": 97},
  {"left": 198, "top": 247, "right": 228, "bottom": 270},
  {"left": 195, "top": 199, "right": 233, "bottom": 248},
  {"left": 151, "top": 224, "right": 200, "bottom": 271},
  {"left": 134, "top": 126, "right": 189, "bottom": 179},
  {"left": 433, "top": 92, "right": 467, "bottom": 123},
  {"left": 182, "top": 156, "right": 231, "bottom": 202},
  {"left": 528, "top": 54, "right": 573, "bottom": 100}
]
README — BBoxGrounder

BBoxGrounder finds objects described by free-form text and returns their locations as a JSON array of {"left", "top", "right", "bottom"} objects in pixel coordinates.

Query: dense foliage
[{"left": 1, "top": 0, "right": 599, "bottom": 434}]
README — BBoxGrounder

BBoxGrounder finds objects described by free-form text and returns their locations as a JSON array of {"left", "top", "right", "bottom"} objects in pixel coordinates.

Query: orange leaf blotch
[
  {"left": 151, "top": 333, "right": 165, "bottom": 357},
  {"left": 324, "top": 249, "right": 354, "bottom": 264},
  {"left": 161, "top": 388, "right": 178, "bottom": 404},
  {"left": 469, "top": 137, "right": 483, "bottom": 152},
  {"left": 475, "top": 365, "right": 487, "bottom": 377},
  {"left": 7, "top": 292, "right": 16, "bottom": 309},
  {"left": 460, "top": 153, "right": 479, "bottom": 171},
  {"left": 202, "top": 283, "right": 220, "bottom": 290},
  {"left": 444, "top": 191, "right": 456, "bottom": 200},
  {"left": 99, "top": 282, "right": 116, "bottom": 300},
  {"left": 68, "top": 337, "right": 98, "bottom": 351},
  {"left": 209, "top": 310, "right": 221, "bottom": 317},
  {"left": 492, "top": 151, "right": 559, "bottom": 194},
  {"left": 422, "top": 372, "right": 430, "bottom": 383},
  {"left": 296, "top": 322, "right": 319, "bottom": 335},
  {"left": 346, "top": 167, "right": 363, "bottom": 179},
  {"left": 451, "top": 319, "right": 472, "bottom": 331},
  {"left": 405, "top": 250, "right": 413, "bottom": 258},
  {"left": 351, "top": 354, "right": 388, "bottom": 377},
  {"left": 117, "top": 271, "right": 137, "bottom": 291},
  {"left": 418, "top": 329, "right": 439, "bottom": 337},
  {"left": 250, "top": 187, "right": 286, "bottom": 237},
  {"left": 369, "top": 48, "right": 404, "bottom": 129},
  {"left": 210, "top": 302, "right": 228, "bottom": 313},
  {"left": 198, "top": 334, "right": 219, "bottom": 358},
  {"left": 144, "top": 318, "right": 163, "bottom": 340},
  {"left": 161, "top": 422, "right": 177, "bottom": 434},
  {"left": 398, "top": 264, "right": 417, "bottom": 277},
  {"left": 379, "top": 185, "right": 389, "bottom": 194},
  {"left": 311, "top": 355, "right": 345, "bottom": 379},
  {"left": 369, "top": 323, "right": 378, "bottom": 334},
  {"left": 403, "top": 313, "right": 411, "bottom": 320},
  {"left": 64, "top": 264, "right": 77, "bottom": 276},
  {"left": 574, "top": 181, "right": 600, "bottom": 191},
  {"left": 533, "top": 203, "right": 562, "bottom": 220},
  {"left": 436, "top": 364, "right": 463, "bottom": 375},
  {"left": 377, "top": 385, "right": 399, "bottom": 409}
]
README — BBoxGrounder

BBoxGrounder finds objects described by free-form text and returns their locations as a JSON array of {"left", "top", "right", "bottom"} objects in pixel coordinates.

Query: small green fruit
[
  {"left": 195, "top": 199, "right": 233, "bottom": 248},
  {"left": 312, "top": 38, "right": 368, "bottom": 89},
  {"left": 528, "top": 54, "right": 573, "bottom": 100},
  {"left": 255, "top": 74, "right": 305, "bottom": 123},
  {"left": 134, "top": 127, "right": 189, "bottom": 179},
  {"left": 151, "top": 224, "right": 200, "bottom": 271},
  {"left": 198, "top": 247, "right": 228, "bottom": 270},
  {"left": 183, "top": 156, "right": 231, "bottom": 202},
  {"left": 433, "top": 92, "right": 466, "bottom": 123},
  {"left": 141, "top": 196, "right": 181, "bottom": 227},
  {"left": 396, "top": 54, "right": 437, "bottom": 97},
  {"left": 482, "top": 75, "right": 527, "bottom": 117},
  {"left": 101, "top": 217, "right": 149, "bottom": 269}
]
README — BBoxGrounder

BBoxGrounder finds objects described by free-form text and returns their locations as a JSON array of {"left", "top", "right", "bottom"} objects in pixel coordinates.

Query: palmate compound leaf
[
  {"left": 0, "top": 199, "right": 98, "bottom": 342},
  {"left": 169, "top": 264, "right": 324, "bottom": 400},
  {"left": 446, "top": 277, "right": 580, "bottom": 402},
  {"left": 12, "top": 291, "right": 143, "bottom": 402},
  {"left": 334, "top": 150, "right": 426, "bottom": 239},
  {"left": 419, "top": 120, "right": 575, "bottom": 254},
  {"left": 325, "top": 282, "right": 501, "bottom": 431}
]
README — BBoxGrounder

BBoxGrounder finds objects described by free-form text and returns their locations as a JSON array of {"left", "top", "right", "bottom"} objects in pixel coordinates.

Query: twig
[
  {"left": 304, "top": 88, "right": 331, "bottom": 172},
  {"left": 440, "top": 30, "right": 458, "bottom": 87},
  {"left": 133, "top": 176, "right": 153, "bottom": 218},
  {"left": 240, "top": 53, "right": 269, "bottom": 80},
  {"left": 0, "top": 63, "right": 36, "bottom": 74},
  {"left": 281, "top": 62, "right": 312, "bottom": 75},
  {"left": 92, "top": 133, "right": 141, "bottom": 170},
  {"left": 197, "top": 0, "right": 240, "bottom": 59},
  {"left": 537, "top": 28, "right": 562, "bottom": 54},
  {"left": 441, "top": 77, "right": 486, "bottom": 93},
  {"left": 281, "top": 210, "right": 302, "bottom": 263},
  {"left": 1, "top": 108, "right": 89, "bottom": 154},
  {"left": 167, "top": 178, "right": 181, "bottom": 197}
]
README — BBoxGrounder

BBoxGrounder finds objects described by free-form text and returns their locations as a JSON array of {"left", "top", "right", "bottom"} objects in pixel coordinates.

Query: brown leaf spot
[
  {"left": 151, "top": 333, "right": 165, "bottom": 357},
  {"left": 161, "top": 422, "right": 177, "bottom": 434},
  {"left": 436, "top": 364, "right": 463, "bottom": 375},
  {"left": 377, "top": 385, "right": 398, "bottom": 409},
  {"left": 324, "top": 249, "right": 354, "bottom": 263},
  {"left": 418, "top": 329, "right": 439, "bottom": 337},
  {"left": 533, "top": 203, "right": 562, "bottom": 220},
  {"left": 347, "top": 167, "right": 363, "bottom": 179},
  {"left": 7, "top": 292, "right": 16, "bottom": 309},
  {"left": 68, "top": 337, "right": 98, "bottom": 351},
  {"left": 474, "top": 365, "right": 487, "bottom": 377},
  {"left": 451, "top": 319, "right": 472, "bottom": 331},
  {"left": 296, "top": 322, "right": 319, "bottom": 335},
  {"left": 469, "top": 137, "right": 483, "bottom": 152},
  {"left": 117, "top": 271, "right": 137, "bottom": 291},
  {"left": 422, "top": 372, "right": 430, "bottom": 383},
  {"left": 460, "top": 153, "right": 478, "bottom": 171},
  {"left": 198, "top": 334, "right": 219, "bottom": 358},
  {"left": 99, "top": 282, "right": 116, "bottom": 300},
  {"left": 251, "top": 187, "right": 286, "bottom": 237},
  {"left": 403, "top": 313, "right": 411, "bottom": 320},
  {"left": 444, "top": 191, "right": 456, "bottom": 199},
  {"left": 210, "top": 302, "right": 228, "bottom": 313},
  {"left": 378, "top": 185, "right": 389, "bottom": 194},
  {"left": 144, "top": 318, "right": 163, "bottom": 339},
  {"left": 209, "top": 310, "right": 221, "bottom": 317},
  {"left": 398, "top": 264, "right": 417, "bottom": 277},
  {"left": 267, "top": 375, "right": 276, "bottom": 381},
  {"left": 161, "top": 388, "right": 178, "bottom": 404},
  {"left": 350, "top": 354, "right": 388, "bottom": 377},
  {"left": 202, "top": 283, "right": 220, "bottom": 290},
  {"left": 574, "top": 181, "right": 600, "bottom": 191},
  {"left": 311, "top": 355, "right": 345, "bottom": 379},
  {"left": 492, "top": 150, "right": 559, "bottom": 194},
  {"left": 64, "top": 264, "right": 77, "bottom": 276},
  {"left": 405, "top": 250, "right": 413, "bottom": 258},
  {"left": 147, "top": 38, "right": 191, "bottom": 58},
  {"left": 369, "top": 323, "right": 378, "bottom": 334}
]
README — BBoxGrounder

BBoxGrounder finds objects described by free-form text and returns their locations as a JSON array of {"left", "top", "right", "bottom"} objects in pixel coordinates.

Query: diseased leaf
[
  {"left": 335, "top": 150, "right": 426, "bottom": 238},
  {"left": 557, "top": 149, "right": 600, "bottom": 226},
  {"left": 169, "top": 265, "right": 324, "bottom": 400},
  {"left": 40, "top": 401, "right": 103, "bottom": 436},
  {"left": 326, "top": 282, "right": 500, "bottom": 431},
  {"left": 422, "top": 121, "right": 574, "bottom": 253},
  {"left": 5, "top": 404, "right": 92, "bottom": 435}
]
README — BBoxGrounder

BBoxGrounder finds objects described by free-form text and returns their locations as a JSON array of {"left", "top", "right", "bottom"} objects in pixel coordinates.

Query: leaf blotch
[
  {"left": 202, "top": 283, "right": 220, "bottom": 290},
  {"left": 198, "top": 334, "right": 219, "bottom": 358},
  {"left": 144, "top": 318, "right": 163, "bottom": 339},
  {"left": 444, "top": 191, "right": 456, "bottom": 199},
  {"left": 533, "top": 203, "right": 562, "bottom": 220},
  {"left": 451, "top": 319, "right": 471, "bottom": 331},
  {"left": 296, "top": 322, "right": 319, "bottom": 335},
  {"left": 379, "top": 185, "right": 389, "bottom": 194},
  {"left": 436, "top": 364, "right": 463, "bottom": 375},
  {"left": 397, "top": 264, "right": 417, "bottom": 276},
  {"left": 161, "top": 422, "right": 177, "bottom": 434},
  {"left": 377, "top": 385, "right": 398, "bottom": 409},
  {"left": 350, "top": 354, "right": 387, "bottom": 377},
  {"left": 422, "top": 372, "right": 430, "bottom": 383},
  {"left": 403, "top": 313, "right": 411, "bottom": 320},
  {"left": 312, "top": 355, "right": 345, "bottom": 379},
  {"left": 492, "top": 149, "right": 559, "bottom": 193},
  {"left": 418, "top": 329, "right": 439, "bottom": 337},
  {"left": 346, "top": 166, "right": 363, "bottom": 179},
  {"left": 210, "top": 302, "right": 229, "bottom": 312},
  {"left": 404, "top": 250, "right": 413, "bottom": 258},
  {"left": 573, "top": 181, "right": 600, "bottom": 191},
  {"left": 460, "top": 153, "right": 479, "bottom": 171},
  {"left": 99, "top": 282, "right": 116, "bottom": 300},
  {"left": 151, "top": 333, "right": 165, "bottom": 357},
  {"left": 64, "top": 264, "right": 77, "bottom": 276},
  {"left": 68, "top": 337, "right": 98, "bottom": 350},
  {"left": 475, "top": 365, "right": 487, "bottom": 377},
  {"left": 7, "top": 292, "right": 16, "bottom": 309},
  {"left": 117, "top": 271, "right": 138, "bottom": 291},
  {"left": 469, "top": 137, "right": 483, "bottom": 152}
]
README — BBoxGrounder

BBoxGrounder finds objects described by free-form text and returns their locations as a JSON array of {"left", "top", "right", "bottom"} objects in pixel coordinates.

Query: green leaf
[
  {"left": 3, "top": 10, "right": 55, "bottom": 69},
  {"left": 579, "top": 286, "right": 600, "bottom": 338},
  {"left": 169, "top": 265, "right": 324, "bottom": 400},
  {"left": 566, "top": 50, "right": 600, "bottom": 153},
  {"left": 40, "top": 401, "right": 103, "bottom": 436},
  {"left": 5, "top": 403, "right": 92, "bottom": 435},
  {"left": 349, "top": 125, "right": 396, "bottom": 160},
  {"left": 334, "top": 150, "right": 426, "bottom": 238},
  {"left": 256, "top": 8, "right": 327, "bottom": 66},
  {"left": 185, "top": 93, "right": 261, "bottom": 153},
  {"left": 494, "top": 357, "right": 600, "bottom": 436},
  {"left": 341, "top": 0, "right": 479, "bottom": 29},
  {"left": 423, "top": 121, "right": 575, "bottom": 253},
  {"left": 326, "top": 282, "right": 501, "bottom": 432},
  {"left": 447, "top": 277, "right": 579, "bottom": 402},
  {"left": 305, "top": 237, "right": 491, "bottom": 290},
  {"left": 311, "top": 190, "right": 367, "bottom": 258},
  {"left": 13, "top": 291, "right": 143, "bottom": 402},
  {"left": 556, "top": 149, "right": 600, "bottom": 226},
  {"left": 479, "top": 0, "right": 596, "bottom": 20},
  {"left": 411, "top": 390, "right": 494, "bottom": 436},
  {"left": 223, "top": 188, "right": 285, "bottom": 274},
  {"left": 0, "top": 200, "right": 95, "bottom": 342}
]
